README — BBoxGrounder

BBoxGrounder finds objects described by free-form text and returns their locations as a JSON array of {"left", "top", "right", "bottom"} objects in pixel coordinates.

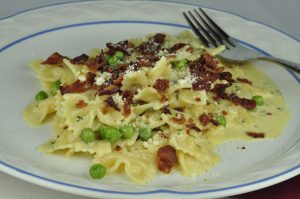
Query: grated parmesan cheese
[
  {"left": 177, "top": 72, "right": 196, "bottom": 85},
  {"left": 78, "top": 75, "right": 86, "bottom": 82},
  {"left": 95, "top": 76, "right": 105, "bottom": 85}
]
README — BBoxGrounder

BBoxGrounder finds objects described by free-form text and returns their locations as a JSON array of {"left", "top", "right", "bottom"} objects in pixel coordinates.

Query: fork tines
[{"left": 183, "top": 8, "right": 235, "bottom": 48}]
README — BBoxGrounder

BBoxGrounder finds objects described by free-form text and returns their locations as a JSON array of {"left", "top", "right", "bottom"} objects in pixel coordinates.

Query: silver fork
[{"left": 183, "top": 8, "right": 300, "bottom": 73}]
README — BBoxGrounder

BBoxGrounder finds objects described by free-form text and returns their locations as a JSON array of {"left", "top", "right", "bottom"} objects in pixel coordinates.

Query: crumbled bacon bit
[
  {"left": 122, "top": 90, "right": 134, "bottom": 101},
  {"left": 59, "top": 72, "right": 98, "bottom": 95},
  {"left": 219, "top": 72, "right": 235, "bottom": 82},
  {"left": 199, "top": 113, "right": 211, "bottom": 126},
  {"left": 192, "top": 80, "right": 212, "bottom": 91},
  {"left": 60, "top": 80, "right": 87, "bottom": 95},
  {"left": 161, "top": 106, "right": 171, "bottom": 114},
  {"left": 186, "top": 46, "right": 194, "bottom": 52},
  {"left": 85, "top": 55, "right": 103, "bottom": 73},
  {"left": 222, "top": 110, "right": 228, "bottom": 116},
  {"left": 105, "top": 96, "right": 120, "bottom": 111},
  {"left": 115, "top": 145, "right": 122, "bottom": 151},
  {"left": 175, "top": 107, "right": 185, "bottom": 112},
  {"left": 42, "top": 52, "right": 65, "bottom": 65},
  {"left": 214, "top": 66, "right": 225, "bottom": 73},
  {"left": 86, "top": 72, "right": 96, "bottom": 86},
  {"left": 70, "top": 54, "right": 89, "bottom": 64},
  {"left": 186, "top": 122, "right": 201, "bottom": 132},
  {"left": 237, "top": 77, "right": 252, "bottom": 85},
  {"left": 211, "top": 120, "right": 220, "bottom": 126},
  {"left": 108, "top": 65, "right": 127, "bottom": 81},
  {"left": 156, "top": 145, "right": 177, "bottom": 174},
  {"left": 136, "top": 33, "right": 166, "bottom": 55},
  {"left": 213, "top": 83, "right": 256, "bottom": 110},
  {"left": 246, "top": 132, "right": 265, "bottom": 138},
  {"left": 200, "top": 53, "right": 218, "bottom": 69},
  {"left": 213, "top": 83, "right": 233, "bottom": 93},
  {"left": 122, "top": 90, "right": 134, "bottom": 116},
  {"left": 228, "top": 94, "right": 256, "bottom": 110},
  {"left": 112, "top": 75, "right": 123, "bottom": 86},
  {"left": 153, "top": 79, "right": 170, "bottom": 93},
  {"left": 106, "top": 40, "right": 133, "bottom": 55},
  {"left": 153, "top": 33, "right": 166, "bottom": 44},
  {"left": 169, "top": 43, "right": 187, "bottom": 53},
  {"left": 171, "top": 115, "right": 186, "bottom": 124},
  {"left": 76, "top": 100, "right": 87, "bottom": 108},
  {"left": 266, "top": 112, "right": 272, "bottom": 115},
  {"left": 195, "top": 97, "right": 201, "bottom": 102},
  {"left": 128, "top": 59, "right": 152, "bottom": 70},
  {"left": 98, "top": 85, "right": 119, "bottom": 96},
  {"left": 190, "top": 55, "right": 220, "bottom": 91}
]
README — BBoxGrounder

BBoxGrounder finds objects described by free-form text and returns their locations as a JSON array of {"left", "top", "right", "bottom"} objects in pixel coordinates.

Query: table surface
[{"left": 0, "top": 0, "right": 299, "bottom": 198}]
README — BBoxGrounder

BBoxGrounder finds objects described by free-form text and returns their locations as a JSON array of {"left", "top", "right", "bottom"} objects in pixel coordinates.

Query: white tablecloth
[{"left": 0, "top": 0, "right": 299, "bottom": 198}]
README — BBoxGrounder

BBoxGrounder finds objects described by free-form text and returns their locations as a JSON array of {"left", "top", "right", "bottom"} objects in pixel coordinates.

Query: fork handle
[{"left": 259, "top": 56, "right": 300, "bottom": 73}]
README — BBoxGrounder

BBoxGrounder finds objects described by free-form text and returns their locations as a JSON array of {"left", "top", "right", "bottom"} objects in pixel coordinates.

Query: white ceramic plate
[{"left": 0, "top": 1, "right": 300, "bottom": 198}]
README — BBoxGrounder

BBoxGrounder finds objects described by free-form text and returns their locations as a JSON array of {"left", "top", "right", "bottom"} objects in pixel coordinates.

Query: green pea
[
  {"left": 252, "top": 95, "right": 264, "bottom": 106},
  {"left": 108, "top": 56, "right": 119, "bottom": 67},
  {"left": 138, "top": 128, "right": 152, "bottom": 141},
  {"left": 120, "top": 125, "right": 135, "bottom": 139},
  {"left": 80, "top": 128, "right": 96, "bottom": 143},
  {"left": 89, "top": 164, "right": 106, "bottom": 179},
  {"left": 35, "top": 91, "right": 48, "bottom": 101},
  {"left": 51, "top": 80, "right": 61, "bottom": 95},
  {"left": 104, "top": 54, "right": 111, "bottom": 61},
  {"left": 172, "top": 59, "right": 188, "bottom": 70},
  {"left": 216, "top": 115, "right": 226, "bottom": 127},
  {"left": 114, "top": 51, "right": 124, "bottom": 60},
  {"left": 102, "top": 126, "right": 121, "bottom": 143}
]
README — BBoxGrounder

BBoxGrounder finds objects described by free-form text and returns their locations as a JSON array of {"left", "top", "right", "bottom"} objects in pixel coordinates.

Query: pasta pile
[{"left": 24, "top": 31, "right": 285, "bottom": 183}]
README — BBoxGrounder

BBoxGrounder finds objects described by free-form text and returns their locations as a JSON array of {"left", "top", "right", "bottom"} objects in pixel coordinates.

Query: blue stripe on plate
[
  {"left": 0, "top": 13, "right": 300, "bottom": 197},
  {"left": 0, "top": 0, "right": 299, "bottom": 45}
]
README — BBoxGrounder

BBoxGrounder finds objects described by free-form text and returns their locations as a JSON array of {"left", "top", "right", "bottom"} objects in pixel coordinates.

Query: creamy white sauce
[{"left": 205, "top": 63, "right": 290, "bottom": 145}]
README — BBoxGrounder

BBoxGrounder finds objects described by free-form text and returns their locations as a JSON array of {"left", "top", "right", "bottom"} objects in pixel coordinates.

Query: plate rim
[
  {"left": 1, "top": 0, "right": 299, "bottom": 45},
  {"left": 0, "top": 0, "right": 300, "bottom": 198}
]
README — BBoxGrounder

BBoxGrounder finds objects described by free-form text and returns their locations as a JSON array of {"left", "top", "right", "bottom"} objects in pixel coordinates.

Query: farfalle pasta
[{"left": 24, "top": 31, "right": 289, "bottom": 183}]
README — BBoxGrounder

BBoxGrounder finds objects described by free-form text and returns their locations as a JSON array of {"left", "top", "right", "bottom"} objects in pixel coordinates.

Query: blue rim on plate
[
  {"left": 1, "top": 0, "right": 299, "bottom": 45},
  {"left": 0, "top": 1, "right": 300, "bottom": 196}
]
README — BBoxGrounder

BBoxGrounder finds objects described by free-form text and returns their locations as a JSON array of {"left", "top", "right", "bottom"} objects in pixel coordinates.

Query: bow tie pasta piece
[
  {"left": 58, "top": 94, "right": 99, "bottom": 135},
  {"left": 121, "top": 69, "right": 150, "bottom": 91},
  {"left": 147, "top": 56, "right": 171, "bottom": 84},
  {"left": 45, "top": 130, "right": 112, "bottom": 156},
  {"left": 30, "top": 60, "right": 76, "bottom": 90},
  {"left": 134, "top": 87, "right": 161, "bottom": 102},
  {"left": 178, "top": 89, "right": 208, "bottom": 106},
  {"left": 135, "top": 110, "right": 166, "bottom": 129},
  {"left": 23, "top": 96, "right": 57, "bottom": 126},
  {"left": 63, "top": 59, "right": 90, "bottom": 79},
  {"left": 93, "top": 150, "right": 156, "bottom": 184},
  {"left": 177, "top": 150, "right": 219, "bottom": 177},
  {"left": 169, "top": 133, "right": 208, "bottom": 159},
  {"left": 133, "top": 101, "right": 165, "bottom": 116}
]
